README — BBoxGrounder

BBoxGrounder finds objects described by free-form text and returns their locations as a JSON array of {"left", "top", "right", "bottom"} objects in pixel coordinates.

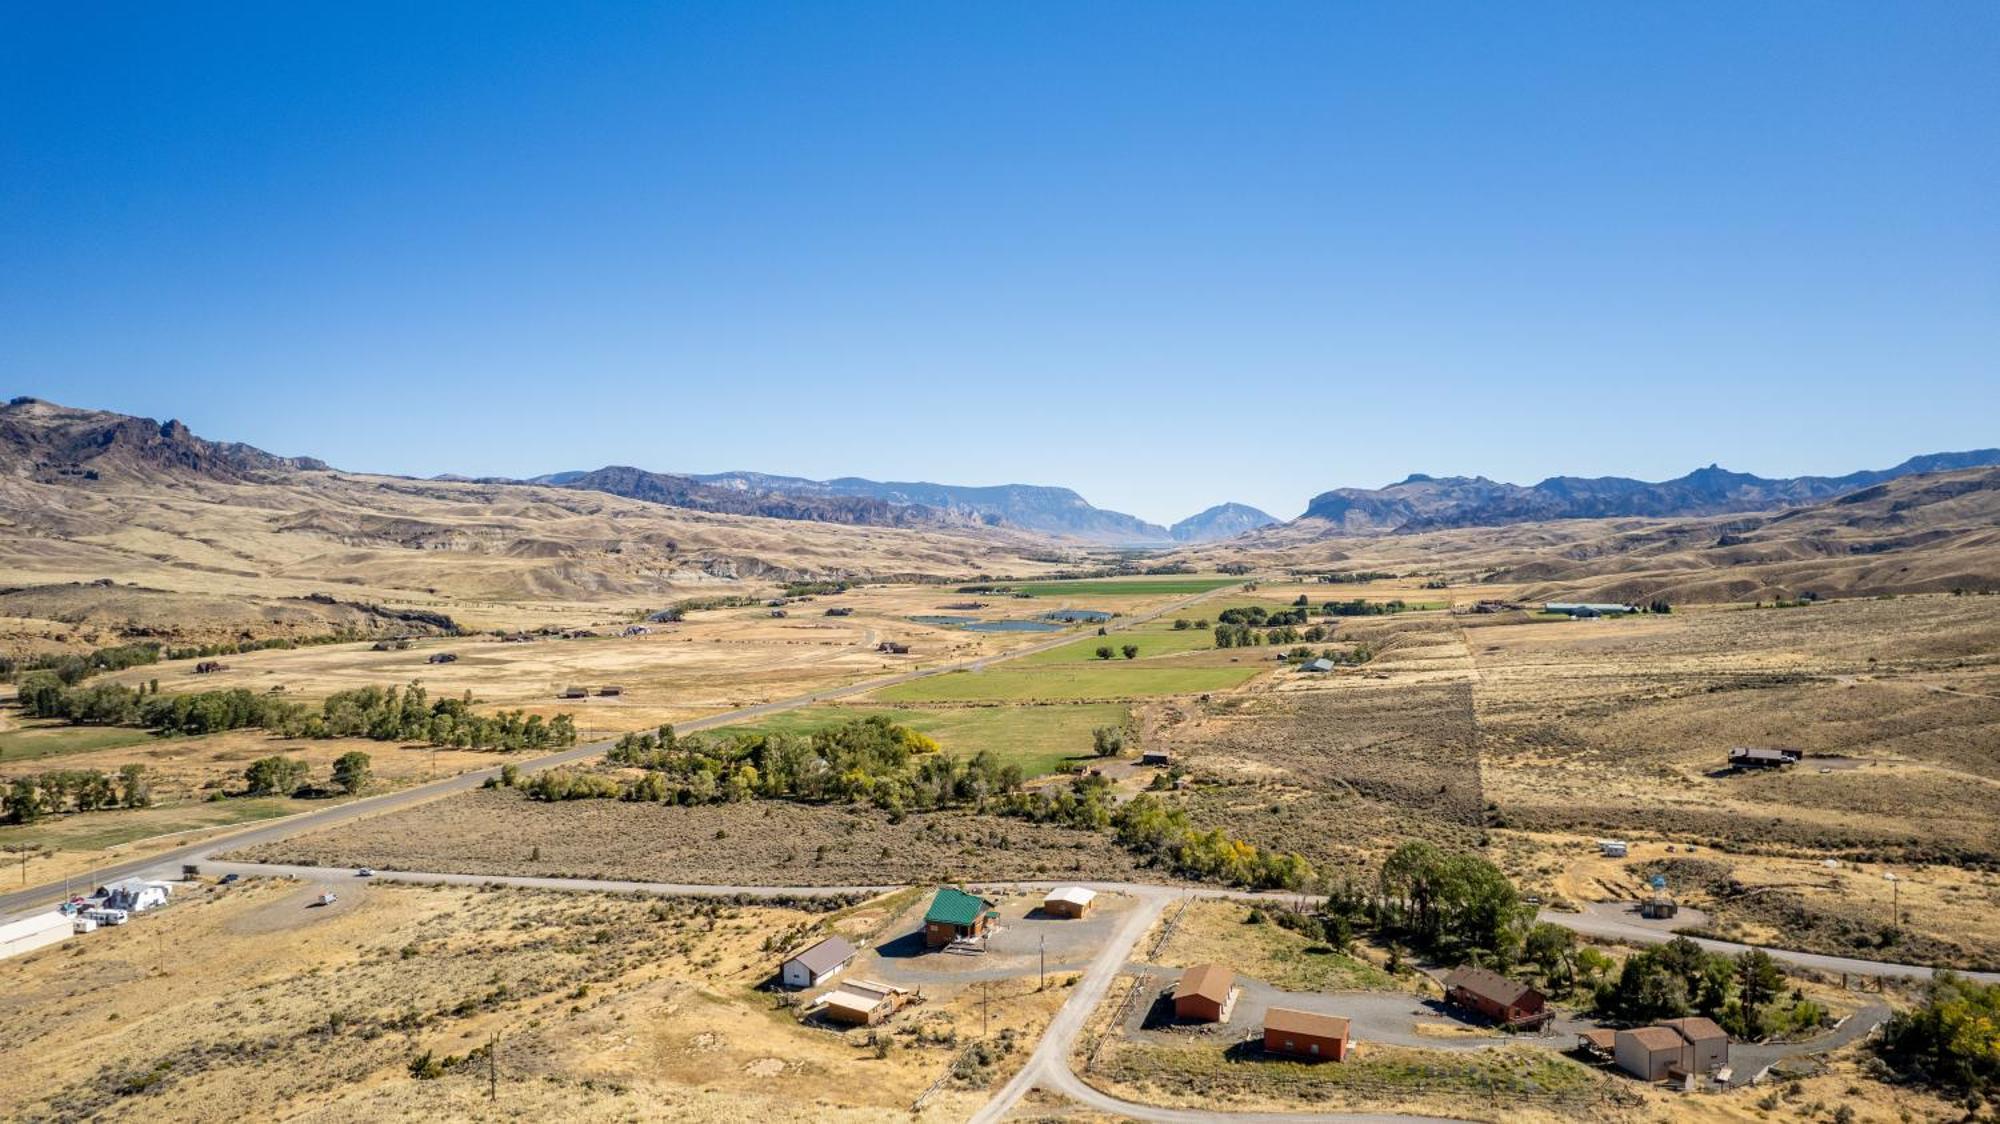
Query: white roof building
[
  {"left": 1044, "top": 886, "right": 1097, "bottom": 909},
  {"left": 1, "top": 911, "right": 77, "bottom": 961}
]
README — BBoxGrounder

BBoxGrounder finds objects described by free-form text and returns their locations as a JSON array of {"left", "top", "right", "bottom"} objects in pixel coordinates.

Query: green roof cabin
[{"left": 923, "top": 887, "right": 998, "bottom": 948}]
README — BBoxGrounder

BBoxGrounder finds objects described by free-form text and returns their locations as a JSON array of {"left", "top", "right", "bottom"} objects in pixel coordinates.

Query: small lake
[
  {"left": 909, "top": 615, "right": 1064, "bottom": 633},
  {"left": 1040, "top": 609, "right": 1112, "bottom": 623}
]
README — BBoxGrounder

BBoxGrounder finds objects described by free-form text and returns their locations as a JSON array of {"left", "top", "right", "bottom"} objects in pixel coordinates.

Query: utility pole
[
  {"left": 1039, "top": 934, "right": 1046, "bottom": 991},
  {"left": 1884, "top": 872, "right": 1900, "bottom": 930},
  {"left": 487, "top": 1030, "right": 498, "bottom": 1102}
]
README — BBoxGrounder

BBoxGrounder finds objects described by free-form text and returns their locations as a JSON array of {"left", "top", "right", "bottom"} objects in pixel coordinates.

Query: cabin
[
  {"left": 1041, "top": 886, "right": 1096, "bottom": 918},
  {"left": 1640, "top": 894, "right": 1679, "bottom": 920},
  {"left": 426, "top": 652, "right": 459, "bottom": 664},
  {"left": 1173, "top": 963, "right": 1236, "bottom": 1023},
  {"left": 923, "top": 887, "right": 997, "bottom": 948},
  {"left": 780, "top": 935, "right": 857, "bottom": 989},
  {"left": 817, "top": 979, "right": 909, "bottom": 1026},
  {"left": 559, "top": 686, "right": 589, "bottom": 700},
  {"left": 1263, "top": 1007, "right": 1351, "bottom": 1061},
  {"left": 1139, "top": 750, "right": 1170, "bottom": 767},
  {"left": 596, "top": 686, "right": 622, "bottom": 697},
  {"left": 1730, "top": 746, "right": 1802, "bottom": 770},
  {"left": 824, "top": 607, "right": 854, "bottom": 617},
  {"left": 1442, "top": 966, "right": 1550, "bottom": 1028}
]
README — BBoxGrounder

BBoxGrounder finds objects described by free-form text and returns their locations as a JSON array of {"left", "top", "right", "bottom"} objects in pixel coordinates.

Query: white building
[
  {"left": 780, "top": 935, "right": 856, "bottom": 989},
  {"left": 0, "top": 911, "right": 77, "bottom": 961}
]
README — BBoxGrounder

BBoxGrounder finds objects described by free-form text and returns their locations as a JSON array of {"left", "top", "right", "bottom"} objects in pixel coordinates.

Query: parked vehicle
[
  {"left": 356, "top": 868, "right": 374, "bottom": 877},
  {"left": 220, "top": 873, "right": 240, "bottom": 885},
  {"left": 317, "top": 892, "right": 337, "bottom": 907},
  {"left": 81, "top": 908, "right": 129, "bottom": 926}
]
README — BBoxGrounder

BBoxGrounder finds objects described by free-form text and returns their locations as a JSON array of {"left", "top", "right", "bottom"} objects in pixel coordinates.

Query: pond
[
  {"left": 908, "top": 615, "right": 1064, "bottom": 633},
  {"left": 1039, "top": 608, "right": 1113, "bottom": 623}
]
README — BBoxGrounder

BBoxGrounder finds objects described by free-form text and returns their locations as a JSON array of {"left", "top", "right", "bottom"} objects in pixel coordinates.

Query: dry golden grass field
[{"left": 0, "top": 878, "right": 1068, "bottom": 1124}]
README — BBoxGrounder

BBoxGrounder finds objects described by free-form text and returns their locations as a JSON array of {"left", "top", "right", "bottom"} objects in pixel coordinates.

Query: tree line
[
  {"left": 16, "top": 677, "right": 575, "bottom": 751},
  {"left": 4, "top": 765, "right": 150, "bottom": 823},
  {"left": 0, "top": 642, "right": 161, "bottom": 685},
  {"left": 530, "top": 716, "right": 1020, "bottom": 815},
  {"left": 994, "top": 776, "right": 1314, "bottom": 891}
]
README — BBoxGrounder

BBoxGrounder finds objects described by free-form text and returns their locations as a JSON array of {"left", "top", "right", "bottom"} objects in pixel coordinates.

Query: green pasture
[
  {"left": 997, "top": 577, "right": 1245, "bottom": 598},
  {"left": 0, "top": 723, "right": 159, "bottom": 766},
  {"left": 869, "top": 663, "right": 1260, "bottom": 703},
  {"left": 709, "top": 702, "right": 1129, "bottom": 778}
]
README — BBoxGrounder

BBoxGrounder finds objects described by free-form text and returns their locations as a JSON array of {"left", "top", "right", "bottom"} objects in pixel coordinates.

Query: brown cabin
[
  {"left": 1173, "top": 963, "right": 1235, "bottom": 1023},
  {"left": 1442, "top": 966, "right": 1549, "bottom": 1028},
  {"left": 1263, "top": 1007, "right": 1350, "bottom": 1061},
  {"left": 596, "top": 686, "right": 622, "bottom": 697},
  {"left": 559, "top": 686, "right": 588, "bottom": 699}
]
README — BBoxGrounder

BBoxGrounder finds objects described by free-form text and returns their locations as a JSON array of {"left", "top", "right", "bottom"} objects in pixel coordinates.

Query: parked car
[
  {"left": 82, "top": 908, "right": 129, "bottom": 926},
  {"left": 356, "top": 868, "right": 374, "bottom": 877},
  {"left": 220, "top": 873, "right": 240, "bottom": 885}
]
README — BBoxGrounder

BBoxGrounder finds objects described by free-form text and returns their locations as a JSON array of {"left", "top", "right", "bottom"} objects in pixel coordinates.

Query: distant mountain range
[
  {"left": 1295, "top": 452, "right": 2000, "bottom": 536},
  {"left": 1169, "top": 502, "right": 1279, "bottom": 542},
  {"left": 7, "top": 395, "right": 1993, "bottom": 548}
]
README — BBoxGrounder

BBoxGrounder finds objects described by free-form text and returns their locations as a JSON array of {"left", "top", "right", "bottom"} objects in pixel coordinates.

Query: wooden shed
[
  {"left": 1263, "top": 1007, "right": 1351, "bottom": 1061},
  {"left": 1173, "top": 963, "right": 1235, "bottom": 1023}
]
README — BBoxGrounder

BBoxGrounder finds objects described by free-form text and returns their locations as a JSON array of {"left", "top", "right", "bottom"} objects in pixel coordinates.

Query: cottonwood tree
[{"left": 331, "top": 751, "right": 373, "bottom": 795}]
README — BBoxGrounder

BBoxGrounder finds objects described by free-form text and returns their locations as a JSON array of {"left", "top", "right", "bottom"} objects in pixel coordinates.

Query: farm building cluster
[{"left": 0, "top": 876, "right": 180, "bottom": 962}]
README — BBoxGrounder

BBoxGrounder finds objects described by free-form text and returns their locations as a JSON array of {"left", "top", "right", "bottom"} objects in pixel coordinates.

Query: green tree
[
  {"left": 1120, "top": 644, "right": 1139, "bottom": 660},
  {"left": 1736, "top": 948, "right": 1785, "bottom": 1032},
  {"left": 331, "top": 751, "right": 373, "bottom": 795},
  {"left": 244, "top": 755, "right": 310, "bottom": 796},
  {"left": 1091, "top": 726, "right": 1124, "bottom": 757},
  {"left": 1094, "top": 645, "right": 1113, "bottom": 660}
]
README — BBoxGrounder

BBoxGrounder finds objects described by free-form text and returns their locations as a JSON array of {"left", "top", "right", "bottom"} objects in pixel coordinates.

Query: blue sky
[{"left": 3, "top": 4, "right": 1995, "bottom": 524}]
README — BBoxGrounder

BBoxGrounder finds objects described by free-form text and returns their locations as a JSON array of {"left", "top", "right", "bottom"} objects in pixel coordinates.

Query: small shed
[
  {"left": 1041, "top": 886, "right": 1097, "bottom": 918},
  {"left": 1442, "top": 965, "right": 1550, "bottom": 1028},
  {"left": 818, "top": 980, "right": 908, "bottom": 1026},
  {"left": 1139, "top": 750, "right": 1170, "bottom": 767},
  {"left": 780, "top": 935, "right": 857, "bottom": 989},
  {"left": 923, "top": 887, "right": 997, "bottom": 948},
  {"left": 1264, "top": 1007, "right": 1351, "bottom": 1061},
  {"left": 1173, "top": 963, "right": 1236, "bottom": 1023},
  {"left": 559, "top": 686, "right": 588, "bottom": 699},
  {"left": 596, "top": 686, "right": 623, "bottom": 697},
  {"left": 1614, "top": 1026, "right": 1688, "bottom": 1081},
  {"left": 1299, "top": 658, "right": 1335, "bottom": 673}
]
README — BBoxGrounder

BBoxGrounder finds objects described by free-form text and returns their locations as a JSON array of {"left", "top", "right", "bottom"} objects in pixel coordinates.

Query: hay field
[
  {"left": 0, "top": 878, "right": 1063, "bottom": 1123},
  {"left": 712, "top": 701, "right": 1132, "bottom": 778}
]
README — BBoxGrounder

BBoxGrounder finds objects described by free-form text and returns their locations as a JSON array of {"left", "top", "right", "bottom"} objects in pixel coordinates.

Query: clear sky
[{"left": 4, "top": 4, "right": 1995, "bottom": 524}]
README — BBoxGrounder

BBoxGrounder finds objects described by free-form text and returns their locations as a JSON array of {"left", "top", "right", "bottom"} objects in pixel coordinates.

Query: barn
[
  {"left": 0, "top": 911, "right": 75, "bottom": 961},
  {"left": 1615, "top": 1026, "right": 1689, "bottom": 1081},
  {"left": 1263, "top": 1007, "right": 1351, "bottom": 1061},
  {"left": 1173, "top": 963, "right": 1236, "bottom": 1023}
]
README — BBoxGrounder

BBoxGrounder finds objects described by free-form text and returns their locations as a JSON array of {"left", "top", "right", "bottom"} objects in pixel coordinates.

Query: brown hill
[{"left": 1185, "top": 466, "right": 2000, "bottom": 603}]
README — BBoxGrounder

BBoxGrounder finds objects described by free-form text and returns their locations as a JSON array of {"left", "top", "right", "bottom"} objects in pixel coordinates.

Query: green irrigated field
[
  {"left": 709, "top": 701, "right": 1129, "bottom": 778},
  {"left": 998, "top": 577, "right": 1245, "bottom": 598},
  {"left": 0, "top": 796, "right": 308, "bottom": 853},
  {"left": 869, "top": 663, "right": 1260, "bottom": 703},
  {"left": 0, "top": 723, "right": 159, "bottom": 765},
  {"left": 1015, "top": 621, "right": 1221, "bottom": 665}
]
